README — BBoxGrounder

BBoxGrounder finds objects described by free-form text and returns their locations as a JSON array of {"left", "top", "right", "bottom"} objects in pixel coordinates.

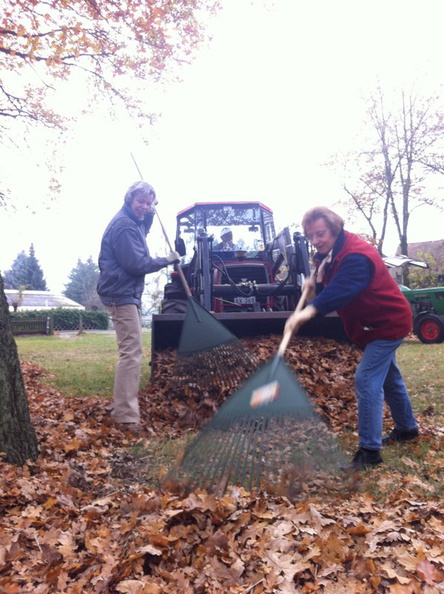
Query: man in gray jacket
[{"left": 97, "top": 181, "right": 179, "bottom": 433}]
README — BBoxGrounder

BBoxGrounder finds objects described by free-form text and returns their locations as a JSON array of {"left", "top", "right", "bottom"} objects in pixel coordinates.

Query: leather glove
[{"left": 167, "top": 250, "right": 181, "bottom": 264}]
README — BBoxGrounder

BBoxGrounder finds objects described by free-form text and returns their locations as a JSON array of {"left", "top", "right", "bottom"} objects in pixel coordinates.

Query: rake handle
[
  {"left": 276, "top": 281, "right": 312, "bottom": 357},
  {"left": 129, "top": 152, "right": 192, "bottom": 298},
  {"left": 154, "top": 209, "right": 192, "bottom": 298}
]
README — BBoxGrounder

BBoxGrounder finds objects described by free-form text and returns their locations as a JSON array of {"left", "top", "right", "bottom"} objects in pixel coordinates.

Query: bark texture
[{"left": 0, "top": 274, "right": 39, "bottom": 465}]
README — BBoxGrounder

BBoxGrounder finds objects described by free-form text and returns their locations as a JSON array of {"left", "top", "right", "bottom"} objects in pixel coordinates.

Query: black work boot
[
  {"left": 382, "top": 427, "right": 419, "bottom": 446},
  {"left": 340, "top": 447, "right": 383, "bottom": 472}
]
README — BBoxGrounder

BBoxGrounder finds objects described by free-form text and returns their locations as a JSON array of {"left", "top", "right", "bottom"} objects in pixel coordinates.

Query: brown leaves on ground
[
  {"left": 1, "top": 337, "right": 444, "bottom": 593},
  {"left": 149, "top": 335, "right": 371, "bottom": 433}
]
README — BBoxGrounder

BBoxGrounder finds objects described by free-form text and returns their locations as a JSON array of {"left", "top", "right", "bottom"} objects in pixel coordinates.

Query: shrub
[{"left": 10, "top": 308, "right": 109, "bottom": 331}]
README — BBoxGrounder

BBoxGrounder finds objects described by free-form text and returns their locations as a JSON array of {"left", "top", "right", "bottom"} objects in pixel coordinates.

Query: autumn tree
[
  {"left": 408, "top": 245, "right": 443, "bottom": 288},
  {"left": 64, "top": 257, "right": 102, "bottom": 309},
  {"left": 334, "top": 86, "right": 444, "bottom": 256},
  {"left": 0, "top": 0, "right": 220, "bottom": 465},
  {"left": 0, "top": 0, "right": 219, "bottom": 134}
]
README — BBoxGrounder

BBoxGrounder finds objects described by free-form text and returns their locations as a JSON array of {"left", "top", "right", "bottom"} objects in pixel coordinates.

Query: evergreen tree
[
  {"left": 27, "top": 244, "right": 47, "bottom": 291},
  {"left": 2, "top": 251, "right": 28, "bottom": 289},
  {"left": 3, "top": 245, "right": 47, "bottom": 291},
  {"left": 64, "top": 257, "right": 102, "bottom": 309}
]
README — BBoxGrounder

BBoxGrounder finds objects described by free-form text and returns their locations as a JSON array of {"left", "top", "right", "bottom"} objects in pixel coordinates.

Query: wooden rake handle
[
  {"left": 129, "top": 153, "right": 192, "bottom": 299},
  {"left": 276, "top": 280, "right": 312, "bottom": 358},
  {"left": 154, "top": 208, "right": 192, "bottom": 298}
]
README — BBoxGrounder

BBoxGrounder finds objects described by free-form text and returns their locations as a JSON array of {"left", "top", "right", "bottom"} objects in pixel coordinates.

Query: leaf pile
[
  {"left": 148, "top": 335, "right": 368, "bottom": 433},
  {"left": 0, "top": 337, "right": 443, "bottom": 593}
]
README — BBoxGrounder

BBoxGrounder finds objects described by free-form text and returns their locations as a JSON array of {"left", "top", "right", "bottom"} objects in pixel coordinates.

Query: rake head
[
  {"left": 170, "top": 298, "right": 258, "bottom": 390},
  {"left": 167, "top": 356, "right": 346, "bottom": 498},
  {"left": 171, "top": 336, "right": 258, "bottom": 390},
  {"left": 172, "top": 414, "right": 345, "bottom": 498}
]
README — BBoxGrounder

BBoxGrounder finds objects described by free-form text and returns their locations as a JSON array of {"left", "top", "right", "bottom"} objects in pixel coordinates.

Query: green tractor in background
[
  {"left": 384, "top": 255, "right": 444, "bottom": 344},
  {"left": 401, "top": 286, "right": 444, "bottom": 344}
]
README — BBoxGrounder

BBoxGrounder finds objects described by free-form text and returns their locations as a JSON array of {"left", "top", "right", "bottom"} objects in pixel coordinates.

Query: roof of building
[
  {"left": 4, "top": 290, "right": 85, "bottom": 310},
  {"left": 406, "top": 240, "right": 444, "bottom": 268}
]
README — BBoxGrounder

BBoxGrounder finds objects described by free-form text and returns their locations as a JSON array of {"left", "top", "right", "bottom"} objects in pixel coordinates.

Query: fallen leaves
[
  {"left": 149, "top": 335, "right": 365, "bottom": 433},
  {"left": 0, "top": 337, "right": 443, "bottom": 592}
]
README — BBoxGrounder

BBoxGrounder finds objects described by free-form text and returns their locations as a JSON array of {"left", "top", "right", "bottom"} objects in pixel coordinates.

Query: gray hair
[
  {"left": 302, "top": 206, "right": 344, "bottom": 237},
  {"left": 124, "top": 181, "right": 156, "bottom": 205}
]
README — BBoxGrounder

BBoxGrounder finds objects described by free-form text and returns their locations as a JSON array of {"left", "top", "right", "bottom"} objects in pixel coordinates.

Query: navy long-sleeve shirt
[{"left": 310, "top": 232, "right": 374, "bottom": 316}]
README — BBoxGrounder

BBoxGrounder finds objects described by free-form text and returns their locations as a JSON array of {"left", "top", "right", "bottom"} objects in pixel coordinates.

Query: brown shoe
[{"left": 115, "top": 422, "right": 145, "bottom": 435}]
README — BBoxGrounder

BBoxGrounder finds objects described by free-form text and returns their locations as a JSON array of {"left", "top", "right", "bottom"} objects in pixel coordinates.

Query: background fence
[{"left": 10, "top": 309, "right": 109, "bottom": 335}]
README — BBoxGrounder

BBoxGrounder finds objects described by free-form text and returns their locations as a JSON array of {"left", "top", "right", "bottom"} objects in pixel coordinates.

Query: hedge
[{"left": 10, "top": 308, "right": 109, "bottom": 331}]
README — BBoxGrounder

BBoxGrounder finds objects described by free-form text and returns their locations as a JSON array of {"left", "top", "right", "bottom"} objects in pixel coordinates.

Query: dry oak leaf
[
  {"left": 417, "top": 559, "right": 444, "bottom": 585},
  {"left": 115, "top": 581, "right": 162, "bottom": 594},
  {"left": 380, "top": 561, "right": 411, "bottom": 584}
]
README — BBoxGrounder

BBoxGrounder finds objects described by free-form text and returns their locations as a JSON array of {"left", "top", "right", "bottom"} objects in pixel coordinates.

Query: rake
[
  {"left": 169, "top": 288, "right": 346, "bottom": 497},
  {"left": 129, "top": 153, "right": 257, "bottom": 389},
  {"left": 154, "top": 208, "right": 258, "bottom": 390}
]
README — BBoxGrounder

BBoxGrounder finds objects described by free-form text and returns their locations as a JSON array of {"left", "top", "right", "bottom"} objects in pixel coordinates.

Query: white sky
[{"left": 1, "top": 0, "right": 444, "bottom": 292}]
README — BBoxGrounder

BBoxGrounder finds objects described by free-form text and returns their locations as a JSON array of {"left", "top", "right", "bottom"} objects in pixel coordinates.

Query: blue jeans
[{"left": 355, "top": 338, "right": 418, "bottom": 450}]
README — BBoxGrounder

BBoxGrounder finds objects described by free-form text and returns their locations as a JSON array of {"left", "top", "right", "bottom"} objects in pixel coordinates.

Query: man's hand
[
  {"left": 167, "top": 250, "right": 181, "bottom": 264},
  {"left": 284, "top": 304, "right": 317, "bottom": 335}
]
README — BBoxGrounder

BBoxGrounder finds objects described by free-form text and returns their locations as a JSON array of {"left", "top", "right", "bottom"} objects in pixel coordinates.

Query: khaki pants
[{"left": 107, "top": 304, "right": 143, "bottom": 423}]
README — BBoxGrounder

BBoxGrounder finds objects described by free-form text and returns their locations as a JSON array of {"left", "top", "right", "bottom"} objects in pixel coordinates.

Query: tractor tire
[
  {"left": 161, "top": 299, "right": 188, "bottom": 314},
  {"left": 163, "top": 282, "right": 187, "bottom": 301},
  {"left": 414, "top": 314, "right": 444, "bottom": 344}
]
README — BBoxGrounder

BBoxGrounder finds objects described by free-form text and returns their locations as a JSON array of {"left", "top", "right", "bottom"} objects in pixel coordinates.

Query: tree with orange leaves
[
  {"left": 0, "top": 0, "right": 220, "bottom": 129},
  {"left": 0, "top": 0, "right": 220, "bottom": 466}
]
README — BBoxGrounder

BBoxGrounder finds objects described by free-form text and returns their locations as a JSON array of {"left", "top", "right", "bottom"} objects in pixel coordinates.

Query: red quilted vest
[{"left": 321, "top": 232, "right": 412, "bottom": 346}]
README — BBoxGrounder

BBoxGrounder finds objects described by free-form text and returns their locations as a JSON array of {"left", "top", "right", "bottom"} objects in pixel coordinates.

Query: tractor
[
  {"left": 400, "top": 286, "right": 444, "bottom": 344},
  {"left": 151, "top": 201, "right": 346, "bottom": 353},
  {"left": 383, "top": 254, "right": 444, "bottom": 344}
]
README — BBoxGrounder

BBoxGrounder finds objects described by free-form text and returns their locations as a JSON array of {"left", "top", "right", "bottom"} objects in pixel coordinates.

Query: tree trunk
[{"left": 0, "top": 274, "right": 39, "bottom": 465}]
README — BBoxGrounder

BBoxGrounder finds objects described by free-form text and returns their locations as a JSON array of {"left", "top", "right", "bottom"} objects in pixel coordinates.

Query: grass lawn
[
  {"left": 15, "top": 332, "right": 443, "bottom": 408},
  {"left": 14, "top": 330, "right": 152, "bottom": 399},
  {"left": 397, "top": 337, "right": 444, "bottom": 415}
]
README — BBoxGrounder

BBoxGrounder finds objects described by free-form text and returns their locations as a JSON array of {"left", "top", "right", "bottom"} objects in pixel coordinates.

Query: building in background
[{"left": 5, "top": 290, "right": 84, "bottom": 313}]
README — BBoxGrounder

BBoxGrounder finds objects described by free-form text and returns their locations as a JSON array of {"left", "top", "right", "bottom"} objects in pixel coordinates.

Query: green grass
[
  {"left": 397, "top": 337, "right": 444, "bottom": 414},
  {"left": 15, "top": 332, "right": 443, "bottom": 407},
  {"left": 15, "top": 331, "right": 152, "bottom": 399}
]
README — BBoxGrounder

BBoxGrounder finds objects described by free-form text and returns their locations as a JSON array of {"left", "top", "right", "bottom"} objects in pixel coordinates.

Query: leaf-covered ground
[{"left": 1, "top": 336, "right": 444, "bottom": 593}]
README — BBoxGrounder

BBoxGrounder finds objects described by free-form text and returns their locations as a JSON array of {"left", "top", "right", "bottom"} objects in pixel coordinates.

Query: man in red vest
[{"left": 285, "top": 206, "right": 419, "bottom": 471}]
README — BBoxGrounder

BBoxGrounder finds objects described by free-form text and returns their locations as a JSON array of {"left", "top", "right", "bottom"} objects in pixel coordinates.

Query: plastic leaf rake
[
  {"left": 171, "top": 297, "right": 258, "bottom": 390},
  {"left": 172, "top": 348, "right": 345, "bottom": 497}
]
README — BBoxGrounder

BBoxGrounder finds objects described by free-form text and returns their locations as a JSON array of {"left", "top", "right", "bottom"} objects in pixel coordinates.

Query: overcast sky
[{"left": 1, "top": 0, "right": 444, "bottom": 292}]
